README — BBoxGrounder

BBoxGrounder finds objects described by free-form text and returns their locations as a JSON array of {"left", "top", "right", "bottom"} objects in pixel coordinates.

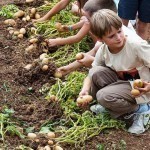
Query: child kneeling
[{"left": 80, "top": 9, "right": 150, "bottom": 134}]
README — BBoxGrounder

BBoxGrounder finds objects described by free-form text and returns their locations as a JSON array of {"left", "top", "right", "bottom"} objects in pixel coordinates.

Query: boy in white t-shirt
[{"left": 79, "top": 9, "right": 150, "bottom": 134}]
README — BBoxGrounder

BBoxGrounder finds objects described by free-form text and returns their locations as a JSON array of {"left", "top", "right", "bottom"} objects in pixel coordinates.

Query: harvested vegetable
[
  {"left": 14, "top": 10, "right": 25, "bottom": 18},
  {"left": 75, "top": 53, "right": 84, "bottom": 60},
  {"left": 54, "top": 71, "right": 62, "bottom": 78},
  {"left": 133, "top": 79, "right": 143, "bottom": 88},
  {"left": 76, "top": 95, "right": 93, "bottom": 106},
  {"left": 42, "top": 65, "right": 49, "bottom": 71},
  {"left": 47, "top": 131, "right": 56, "bottom": 138},
  {"left": 4, "top": 19, "right": 16, "bottom": 26},
  {"left": 27, "top": 133, "right": 37, "bottom": 139},
  {"left": 131, "top": 89, "right": 140, "bottom": 96}
]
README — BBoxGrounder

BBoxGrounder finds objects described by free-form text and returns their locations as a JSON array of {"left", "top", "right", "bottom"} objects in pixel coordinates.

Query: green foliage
[
  {"left": 47, "top": 71, "right": 86, "bottom": 100},
  {"left": 45, "top": 72, "right": 125, "bottom": 148},
  {"left": 0, "top": 4, "right": 19, "bottom": 18},
  {"left": 0, "top": 108, "right": 24, "bottom": 142}
]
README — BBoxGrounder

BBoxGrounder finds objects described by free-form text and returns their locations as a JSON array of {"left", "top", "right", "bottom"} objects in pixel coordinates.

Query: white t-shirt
[{"left": 92, "top": 26, "right": 150, "bottom": 103}]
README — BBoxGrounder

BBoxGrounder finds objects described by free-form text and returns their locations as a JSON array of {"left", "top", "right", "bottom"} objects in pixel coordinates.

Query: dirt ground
[{"left": 0, "top": 0, "right": 150, "bottom": 150}]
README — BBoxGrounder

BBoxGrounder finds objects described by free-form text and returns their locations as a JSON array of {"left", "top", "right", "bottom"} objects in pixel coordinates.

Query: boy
[{"left": 79, "top": 9, "right": 150, "bottom": 134}]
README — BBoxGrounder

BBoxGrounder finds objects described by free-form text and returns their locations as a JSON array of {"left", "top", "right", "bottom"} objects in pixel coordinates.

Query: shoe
[
  {"left": 128, "top": 111, "right": 150, "bottom": 134},
  {"left": 90, "top": 104, "right": 107, "bottom": 114}
]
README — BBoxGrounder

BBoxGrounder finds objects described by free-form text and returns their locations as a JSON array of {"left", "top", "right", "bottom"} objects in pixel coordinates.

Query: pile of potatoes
[{"left": 27, "top": 132, "right": 63, "bottom": 150}]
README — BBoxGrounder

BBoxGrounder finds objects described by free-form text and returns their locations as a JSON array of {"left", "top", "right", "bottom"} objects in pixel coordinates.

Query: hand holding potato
[{"left": 76, "top": 95, "right": 93, "bottom": 107}]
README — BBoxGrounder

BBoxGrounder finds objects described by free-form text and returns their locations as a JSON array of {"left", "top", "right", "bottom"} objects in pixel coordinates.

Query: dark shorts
[{"left": 118, "top": 0, "right": 150, "bottom": 23}]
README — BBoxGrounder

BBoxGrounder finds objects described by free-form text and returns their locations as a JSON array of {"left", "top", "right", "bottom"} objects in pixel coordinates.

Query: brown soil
[{"left": 0, "top": 1, "right": 150, "bottom": 150}]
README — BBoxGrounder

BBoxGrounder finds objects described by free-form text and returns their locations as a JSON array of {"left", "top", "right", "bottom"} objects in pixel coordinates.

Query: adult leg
[
  {"left": 136, "top": 20, "right": 149, "bottom": 40},
  {"left": 137, "top": 0, "right": 150, "bottom": 40}
]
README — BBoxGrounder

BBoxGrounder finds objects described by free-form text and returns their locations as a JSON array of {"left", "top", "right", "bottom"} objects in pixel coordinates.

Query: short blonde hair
[{"left": 90, "top": 9, "right": 122, "bottom": 38}]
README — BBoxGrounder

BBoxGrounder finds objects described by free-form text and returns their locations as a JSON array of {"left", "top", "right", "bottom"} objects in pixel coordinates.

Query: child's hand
[
  {"left": 47, "top": 38, "right": 61, "bottom": 47},
  {"left": 77, "top": 53, "right": 94, "bottom": 67},
  {"left": 135, "top": 81, "right": 150, "bottom": 95},
  {"left": 57, "top": 66, "right": 71, "bottom": 76},
  {"left": 79, "top": 89, "right": 89, "bottom": 96}
]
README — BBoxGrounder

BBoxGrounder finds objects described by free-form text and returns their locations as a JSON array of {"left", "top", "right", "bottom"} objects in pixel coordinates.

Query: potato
[
  {"left": 40, "top": 53, "right": 48, "bottom": 60},
  {"left": 27, "top": 133, "right": 37, "bottom": 139},
  {"left": 26, "top": 15, "right": 31, "bottom": 21},
  {"left": 75, "top": 53, "right": 84, "bottom": 60},
  {"left": 19, "top": 28, "right": 26, "bottom": 34},
  {"left": 22, "top": 17, "right": 27, "bottom": 22},
  {"left": 25, "top": 44, "right": 35, "bottom": 52},
  {"left": 13, "top": 31, "right": 20, "bottom": 35},
  {"left": 76, "top": 95, "right": 93, "bottom": 105},
  {"left": 54, "top": 71, "right": 62, "bottom": 78},
  {"left": 4, "top": 19, "right": 16, "bottom": 26},
  {"left": 44, "top": 1, "right": 50, "bottom": 4},
  {"left": 14, "top": 10, "right": 25, "bottom": 18},
  {"left": 131, "top": 89, "right": 140, "bottom": 96},
  {"left": 7, "top": 27, "right": 14, "bottom": 31},
  {"left": 42, "top": 65, "right": 49, "bottom": 71},
  {"left": 31, "top": 27, "right": 37, "bottom": 33},
  {"left": 31, "top": 8, "right": 36, "bottom": 14},
  {"left": 55, "top": 22, "right": 62, "bottom": 31},
  {"left": 26, "top": 0, "right": 34, "bottom": 3},
  {"left": 133, "top": 79, "right": 143, "bottom": 88},
  {"left": 42, "top": 58, "right": 49, "bottom": 65},
  {"left": 35, "top": 138, "right": 40, "bottom": 143},
  {"left": 29, "top": 38, "right": 38, "bottom": 43},
  {"left": 44, "top": 145, "right": 51, "bottom": 150},
  {"left": 47, "top": 132, "right": 55, "bottom": 138},
  {"left": 49, "top": 95, "right": 58, "bottom": 102},
  {"left": 18, "top": 34, "right": 24, "bottom": 39},
  {"left": 55, "top": 145, "right": 63, "bottom": 150},
  {"left": 35, "top": 13, "right": 40, "bottom": 19},
  {"left": 48, "top": 140, "right": 54, "bottom": 145}
]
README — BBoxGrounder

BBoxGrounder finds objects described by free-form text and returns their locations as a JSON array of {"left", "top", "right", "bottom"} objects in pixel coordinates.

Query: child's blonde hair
[{"left": 90, "top": 9, "right": 122, "bottom": 38}]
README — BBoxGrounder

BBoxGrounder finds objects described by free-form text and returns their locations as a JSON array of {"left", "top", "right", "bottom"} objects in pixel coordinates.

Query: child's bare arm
[
  {"left": 57, "top": 61, "right": 81, "bottom": 76},
  {"left": 35, "top": 0, "right": 70, "bottom": 22},
  {"left": 79, "top": 76, "right": 91, "bottom": 96},
  {"left": 48, "top": 22, "right": 90, "bottom": 46}
]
